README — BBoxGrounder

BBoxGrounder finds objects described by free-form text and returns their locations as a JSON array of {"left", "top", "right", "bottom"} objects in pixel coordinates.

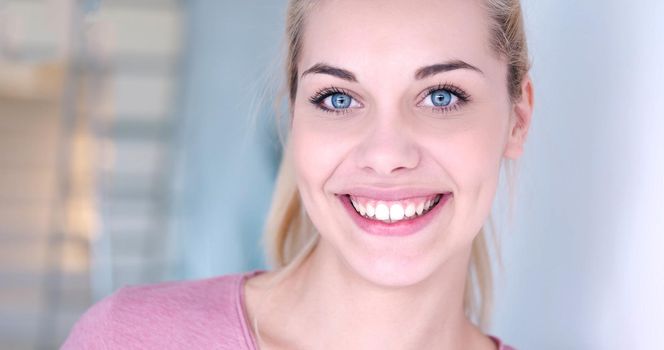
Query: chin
[
  {"left": 338, "top": 237, "right": 447, "bottom": 289},
  {"left": 358, "top": 264, "right": 434, "bottom": 289}
]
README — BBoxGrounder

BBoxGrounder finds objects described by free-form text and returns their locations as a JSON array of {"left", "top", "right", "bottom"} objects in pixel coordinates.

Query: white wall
[{"left": 492, "top": 1, "right": 664, "bottom": 348}]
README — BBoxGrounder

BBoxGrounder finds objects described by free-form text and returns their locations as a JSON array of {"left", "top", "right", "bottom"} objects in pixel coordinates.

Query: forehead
[{"left": 300, "top": 0, "right": 496, "bottom": 81}]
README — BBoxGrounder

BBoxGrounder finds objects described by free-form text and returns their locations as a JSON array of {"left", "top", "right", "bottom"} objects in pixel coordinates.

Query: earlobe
[{"left": 504, "top": 75, "right": 534, "bottom": 159}]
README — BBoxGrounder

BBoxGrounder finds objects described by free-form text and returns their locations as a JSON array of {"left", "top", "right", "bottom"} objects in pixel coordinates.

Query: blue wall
[{"left": 176, "top": 1, "right": 287, "bottom": 278}]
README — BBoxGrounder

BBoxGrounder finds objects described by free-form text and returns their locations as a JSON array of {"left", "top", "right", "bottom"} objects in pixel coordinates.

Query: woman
[{"left": 64, "top": 0, "right": 534, "bottom": 348}]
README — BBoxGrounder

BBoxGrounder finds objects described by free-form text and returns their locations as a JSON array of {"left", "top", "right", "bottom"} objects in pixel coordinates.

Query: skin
[{"left": 245, "top": 0, "right": 534, "bottom": 349}]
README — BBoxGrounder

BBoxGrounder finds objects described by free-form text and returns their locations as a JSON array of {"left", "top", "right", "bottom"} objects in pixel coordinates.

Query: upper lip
[{"left": 338, "top": 186, "right": 451, "bottom": 201}]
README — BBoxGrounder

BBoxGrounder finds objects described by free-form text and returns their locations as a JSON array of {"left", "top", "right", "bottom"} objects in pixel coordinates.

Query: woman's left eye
[{"left": 421, "top": 89, "right": 459, "bottom": 108}]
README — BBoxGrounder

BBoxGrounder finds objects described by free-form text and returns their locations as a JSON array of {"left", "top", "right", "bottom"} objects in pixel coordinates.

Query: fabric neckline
[
  {"left": 236, "top": 269, "right": 510, "bottom": 350},
  {"left": 237, "top": 269, "right": 267, "bottom": 350}
]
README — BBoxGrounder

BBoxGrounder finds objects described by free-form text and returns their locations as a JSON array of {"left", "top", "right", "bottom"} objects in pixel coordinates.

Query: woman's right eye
[
  {"left": 309, "top": 88, "right": 361, "bottom": 115},
  {"left": 326, "top": 93, "right": 353, "bottom": 109}
]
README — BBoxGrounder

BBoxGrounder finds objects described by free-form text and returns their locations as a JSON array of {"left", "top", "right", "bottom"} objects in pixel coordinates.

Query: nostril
[{"left": 353, "top": 134, "right": 421, "bottom": 175}]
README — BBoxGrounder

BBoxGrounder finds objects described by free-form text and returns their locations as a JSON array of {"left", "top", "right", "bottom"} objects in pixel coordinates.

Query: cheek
[
  {"left": 291, "top": 123, "right": 318, "bottom": 200},
  {"left": 446, "top": 128, "right": 504, "bottom": 184},
  {"left": 443, "top": 108, "right": 509, "bottom": 183},
  {"left": 290, "top": 115, "right": 351, "bottom": 197},
  {"left": 424, "top": 115, "right": 508, "bottom": 229},
  {"left": 290, "top": 115, "right": 358, "bottom": 241}
]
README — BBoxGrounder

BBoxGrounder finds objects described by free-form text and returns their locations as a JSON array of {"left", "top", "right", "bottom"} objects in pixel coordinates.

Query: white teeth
[
  {"left": 404, "top": 203, "right": 416, "bottom": 218},
  {"left": 374, "top": 203, "right": 390, "bottom": 221},
  {"left": 416, "top": 202, "right": 425, "bottom": 215},
  {"left": 358, "top": 203, "right": 366, "bottom": 216},
  {"left": 389, "top": 204, "right": 405, "bottom": 221},
  {"left": 349, "top": 194, "right": 445, "bottom": 222},
  {"left": 366, "top": 203, "right": 375, "bottom": 217}
]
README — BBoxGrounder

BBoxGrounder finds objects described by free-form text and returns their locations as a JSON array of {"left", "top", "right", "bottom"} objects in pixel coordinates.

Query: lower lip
[{"left": 339, "top": 193, "right": 452, "bottom": 237}]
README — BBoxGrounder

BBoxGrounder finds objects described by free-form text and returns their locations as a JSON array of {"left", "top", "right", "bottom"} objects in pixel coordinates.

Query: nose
[{"left": 354, "top": 116, "right": 421, "bottom": 176}]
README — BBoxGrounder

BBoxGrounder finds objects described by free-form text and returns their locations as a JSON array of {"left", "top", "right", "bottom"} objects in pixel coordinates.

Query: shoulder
[{"left": 62, "top": 270, "right": 264, "bottom": 349}]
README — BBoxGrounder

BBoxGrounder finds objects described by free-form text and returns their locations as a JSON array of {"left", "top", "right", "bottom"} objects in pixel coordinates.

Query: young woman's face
[{"left": 290, "top": 0, "right": 529, "bottom": 286}]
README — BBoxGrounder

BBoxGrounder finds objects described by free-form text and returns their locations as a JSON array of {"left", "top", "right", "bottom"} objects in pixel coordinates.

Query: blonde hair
[{"left": 262, "top": 0, "right": 531, "bottom": 330}]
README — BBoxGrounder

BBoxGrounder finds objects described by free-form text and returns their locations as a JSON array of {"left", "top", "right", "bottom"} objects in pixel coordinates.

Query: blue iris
[
  {"left": 430, "top": 90, "right": 453, "bottom": 106},
  {"left": 331, "top": 93, "right": 352, "bottom": 109}
]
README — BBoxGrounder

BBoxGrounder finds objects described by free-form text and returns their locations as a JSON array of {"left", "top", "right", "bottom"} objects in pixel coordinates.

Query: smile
[
  {"left": 338, "top": 192, "right": 452, "bottom": 236},
  {"left": 349, "top": 194, "right": 442, "bottom": 223}
]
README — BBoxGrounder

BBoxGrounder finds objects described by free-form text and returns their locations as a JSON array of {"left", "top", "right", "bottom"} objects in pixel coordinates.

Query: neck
[{"left": 273, "top": 239, "right": 481, "bottom": 349}]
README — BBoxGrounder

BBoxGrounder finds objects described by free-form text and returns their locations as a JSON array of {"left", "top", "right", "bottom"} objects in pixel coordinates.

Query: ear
[{"left": 503, "top": 74, "right": 534, "bottom": 159}]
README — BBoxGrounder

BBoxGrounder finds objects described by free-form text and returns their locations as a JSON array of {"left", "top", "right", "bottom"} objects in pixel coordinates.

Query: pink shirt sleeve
[{"left": 61, "top": 273, "right": 258, "bottom": 349}]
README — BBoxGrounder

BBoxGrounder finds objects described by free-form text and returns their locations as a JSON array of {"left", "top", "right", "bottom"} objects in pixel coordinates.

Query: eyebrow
[
  {"left": 414, "top": 60, "right": 484, "bottom": 79},
  {"left": 301, "top": 63, "right": 358, "bottom": 82},
  {"left": 301, "top": 59, "right": 483, "bottom": 82}
]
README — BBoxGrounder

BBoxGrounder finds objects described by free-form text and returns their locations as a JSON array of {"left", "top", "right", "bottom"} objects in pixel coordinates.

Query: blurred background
[{"left": 0, "top": 0, "right": 661, "bottom": 349}]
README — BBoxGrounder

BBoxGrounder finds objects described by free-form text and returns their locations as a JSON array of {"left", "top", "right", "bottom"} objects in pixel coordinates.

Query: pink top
[{"left": 63, "top": 270, "right": 515, "bottom": 349}]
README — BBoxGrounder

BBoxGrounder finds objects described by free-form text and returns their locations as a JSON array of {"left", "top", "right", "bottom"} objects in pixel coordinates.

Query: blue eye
[
  {"left": 419, "top": 85, "right": 469, "bottom": 114},
  {"left": 330, "top": 93, "right": 352, "bottom": 109},
  {"left": 309, "top": 88, "right": 361, "bottom": 114},
  {"left": 429, "top": 89, "right": 454, "bottom": 106},
  {"left": 310, "top": 90, "right": 360, "bottom": 112}
]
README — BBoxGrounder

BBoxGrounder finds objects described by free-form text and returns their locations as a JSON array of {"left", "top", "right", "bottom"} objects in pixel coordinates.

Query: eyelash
[
  {"left": 307, "top": 83, "right": 471, "bottom": 116},
  {"left": 423, "top": 83, "right": 471, "bottom": 114},
  {"left": 308, "top": 87, "right": 357, "bottom": 115}
]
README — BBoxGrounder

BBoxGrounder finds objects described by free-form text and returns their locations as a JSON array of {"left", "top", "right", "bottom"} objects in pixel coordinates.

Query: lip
[
  {"left": 338, "top": 192, "right": 452, "bottom": 237},
  {"left": 340, "top": 187, "right": 452, "bottom": 201}
]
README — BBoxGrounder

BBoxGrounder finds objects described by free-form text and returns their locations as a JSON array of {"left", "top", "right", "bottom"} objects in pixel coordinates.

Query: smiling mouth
[{"left": 345, "top": 193, "right": 443, "bottom": 223}]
